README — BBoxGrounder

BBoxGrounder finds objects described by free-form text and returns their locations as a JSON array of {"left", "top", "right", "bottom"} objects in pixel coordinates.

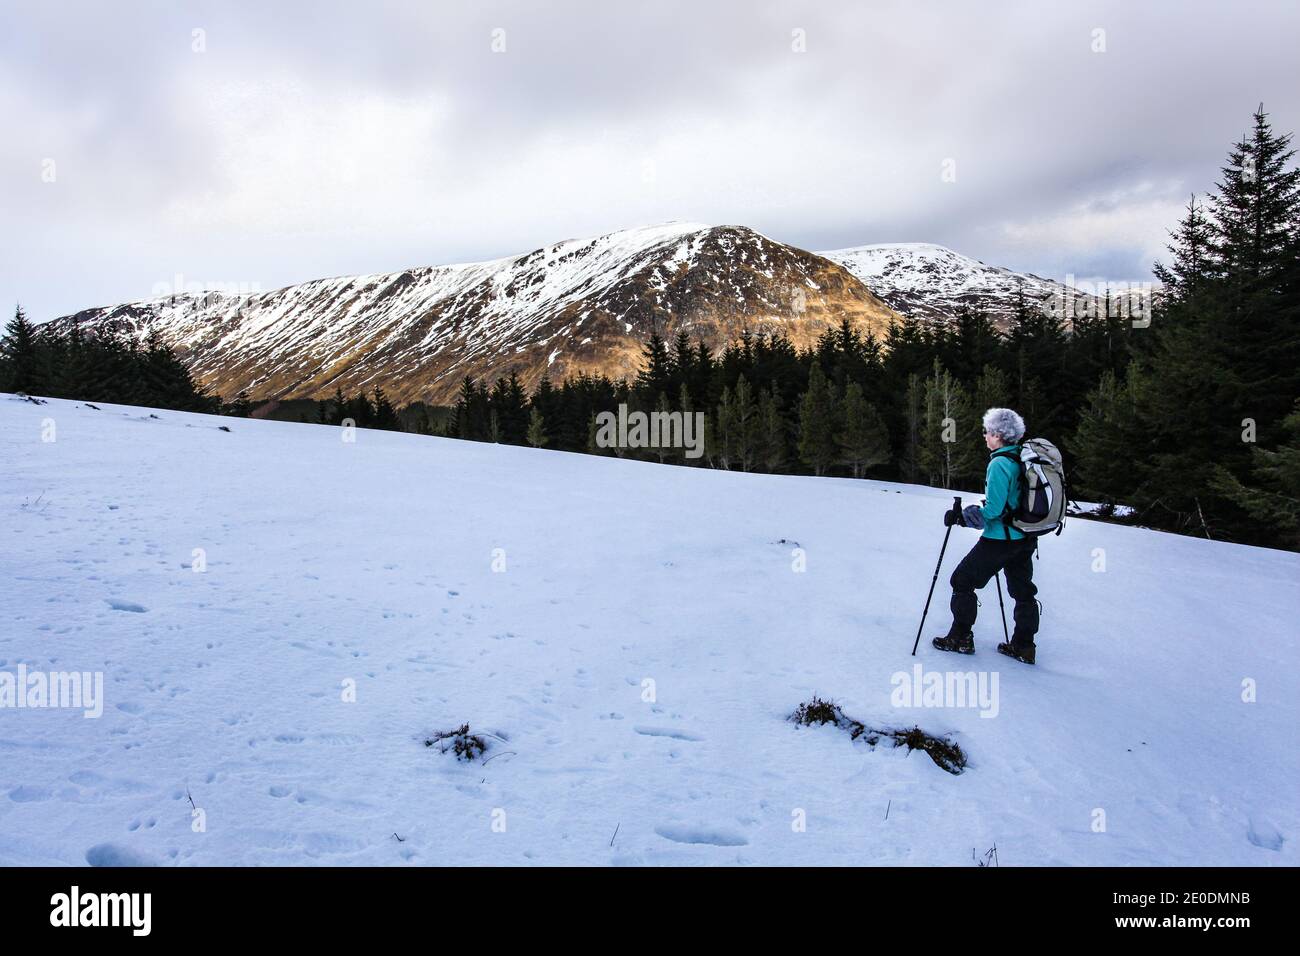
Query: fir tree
[
  {"left": 715, "top": 385, "right": 735, "bottom": 470},
  {"left": 1211, "top": 399, "right": 1300, "bottom": 549},
  {"left": 797, "top": 362, "right": 839, "bottom": 476},
  {"left": 731, "top": 374, "right": 759, "bottom": 472},
  {"left": 838, "top": 380, "right": 890, "bottom": 478},
  {"left": 1069, "top": 366, "right": 1150, "bottom": 507},
  {"left": 527, "top": 406, "right": 548, "bottom": 448},
  {"left": 225, "top": 390, "right": 255, "bottom": 417},
  {"left": 635, "top": 332, "right": 672, "bottom": 400},
  {"left": 957, "top": 364, "right": 1010, "bottom": 478},
  {"left": 918, "top": 359, "right": 969, "bottom": 489},
  {"left": 757, "top": 387, "right": 787, "bottom": 473},
  {"left": 899, "top": 372, "right": 924, "bottom": 484},
  {"left": 1153, "top": 195, "right": 1215, "bottom": 298},
  {"left": 1, "top": 305, "right": 43, "bottom": 394},
  {"left": 372, "top": 387, "right": 400, "bottom": 431}
]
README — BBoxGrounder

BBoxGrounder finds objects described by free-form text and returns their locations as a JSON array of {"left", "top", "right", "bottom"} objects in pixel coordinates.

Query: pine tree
[
  {"left": 1207, "top": 105, "right": 1300, "bottom": 435},
  {"left": 372, "top": 387, "right": 400, "bottom": 431},
  {"left": 797, "top": 362, "right": 838, "bottom": 476},
  {"left": 918, "top": 359, "right": 969, "bottom": 489},
  {"left": 951, "top": 306, "right": 1003, "bottom": 384},
  {"left": 1004, "top": 282, "right": 1069, "bottom": 438},
  {"left": 899, "top": 372, "right": 924, "bottom": 484},
  {"left": 1069, "top": 366, "right": 1150, "bottom": 506},
  {"left": 1211, "top": 399, "right": 1300, "bottom": 549},
  {"left": 715, "top": 385, "right": 735, "bottom": 470},
  {"left": 486, "top": 372, "right": 528, "bottom": 444},
  {"left": 527, "top": 406, "right": 548, "bottom": 448},
  {"left": 1153, "top": 195, "right": 1216, "bottom": 297},
  {"left": 757, "top": 387, "right": 787, "bottom": 472},
  {"left": 635, "top": 332, "right": 672, "bottom": 401},
  {"left": 1211, "top": 105, "right": 1300, "bottom": 286},
  {"left": 731, "top": 374, "right": 759, "bottom": 472},
  {"left": 1, "top": 305, "right": 42, "bottom": 394},
  {"left": 839, "top": 380, "right": 890, "bottom": 478},
  {"left": 669, "top": 331, "right": 694, "bottom": 398},
  {"left": 449, "top": 376, "right": 489, "bottom": 441},
  {"left": 225, "top": 390, "right": 255, "bottom": 417},
  {"left": 824, "top": 316, "right": 867, "bottom": 387}
]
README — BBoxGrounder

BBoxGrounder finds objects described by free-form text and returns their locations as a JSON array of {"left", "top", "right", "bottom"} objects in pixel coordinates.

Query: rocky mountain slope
[
  {"left": 822, "top": 242, "right": 1076, "bottom": 325},
  {"left": 49, "top": 224, "right": 900, "bottom": 406}
]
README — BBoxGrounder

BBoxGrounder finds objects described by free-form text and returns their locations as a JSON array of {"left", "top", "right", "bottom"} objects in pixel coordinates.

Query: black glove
[{"left": 962, "top": 504, "right": 986, "bottom": 530}]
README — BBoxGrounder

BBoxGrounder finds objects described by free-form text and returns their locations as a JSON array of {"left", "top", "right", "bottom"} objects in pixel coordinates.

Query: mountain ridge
[
  {"left": 46, "top": 223, "right": 1133, "bottom": 406},
  {"left": 48, "top": 223, "right": 900, "bottom": 405}
]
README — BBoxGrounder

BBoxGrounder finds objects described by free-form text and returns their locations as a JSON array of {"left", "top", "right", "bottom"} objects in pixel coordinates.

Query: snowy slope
[
  {"left": 819, "top": 242, "right": 1075, "bottom": 325},
  {"left": 2, "top": 394, "right": 1296, "bottom": 866},
  {"left": 48, "top": 223, "right": 709, "bottom": 401},
  {"left": 45, "top": 224, "right": 898, "bottom": 406},
  {"left": 816, "top": 240, "right": 1123, "bottom": 330}
]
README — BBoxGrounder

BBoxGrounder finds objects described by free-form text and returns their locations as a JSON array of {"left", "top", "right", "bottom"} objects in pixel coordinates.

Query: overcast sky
[{"left": 3, "top": 0, "right": 1297, "bottom": 321}]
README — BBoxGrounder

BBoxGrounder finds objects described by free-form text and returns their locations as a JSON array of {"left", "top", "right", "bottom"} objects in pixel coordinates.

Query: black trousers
[{"left": 947, "top": 536, "right": 1039, "bottom": 645}]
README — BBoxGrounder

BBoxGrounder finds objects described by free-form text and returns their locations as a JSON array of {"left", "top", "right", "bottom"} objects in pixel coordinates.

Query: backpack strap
[{"left": 990, "top": 446, "right": 1023, "bottom": 537}]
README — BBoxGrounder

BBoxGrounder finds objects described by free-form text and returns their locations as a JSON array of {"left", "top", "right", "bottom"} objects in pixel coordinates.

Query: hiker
[{"left": 932, "top": 408, "right": 1040, "bottom": 664}]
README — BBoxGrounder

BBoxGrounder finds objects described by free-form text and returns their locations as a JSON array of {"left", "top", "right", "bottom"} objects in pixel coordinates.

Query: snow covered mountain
[
  {"left": 47, "top": 224, "right": 899, "bottom": 406},
  {"left": 3, "top": 392, "right": 1296, "bottom": 866},
  {"left": 820, "top": 242, "right": 1080, "bottom": 325}
]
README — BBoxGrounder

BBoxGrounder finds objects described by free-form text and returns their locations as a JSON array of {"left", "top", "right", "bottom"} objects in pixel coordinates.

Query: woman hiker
[{"left": 931, "top": 407, "right": 1040, "bottom": 665}]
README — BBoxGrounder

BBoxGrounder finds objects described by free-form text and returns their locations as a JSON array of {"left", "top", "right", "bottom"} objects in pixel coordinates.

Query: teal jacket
[{"left": 980, "top": 445, "right": 1024, "bottom": 540}]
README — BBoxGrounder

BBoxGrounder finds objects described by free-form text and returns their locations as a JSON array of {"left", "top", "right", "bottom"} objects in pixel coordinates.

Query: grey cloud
[{"left": 2, "top": 0, "right": 1296, "bottom": 321}]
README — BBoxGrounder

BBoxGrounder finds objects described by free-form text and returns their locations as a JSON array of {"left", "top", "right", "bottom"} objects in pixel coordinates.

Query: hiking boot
[
  {"left": 932, "top": 632, "right": 975, "bottom": 655},
  {"left": 997, "top": 641, "right": 1036, "bottom": 665}
]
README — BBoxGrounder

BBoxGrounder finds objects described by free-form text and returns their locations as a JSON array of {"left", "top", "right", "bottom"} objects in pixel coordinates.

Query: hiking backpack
[{"left": 994, "top": 439, "right": 1067, "bottom": 537}]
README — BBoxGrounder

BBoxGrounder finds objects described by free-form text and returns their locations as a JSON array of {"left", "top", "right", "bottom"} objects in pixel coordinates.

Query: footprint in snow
[
  {"left": 1247, "top": 814, "right": 1284, "bottom": 851},
  {"left": 85, "top": 843, "right": 158, "bottom": 867},
  {"left": 634, "top": 726, "right": 704, "bottom": 742},
  {"left": 106, "top": 599, "right": 147, "bottom": 613},
  {"left": 8, "top": 785, "right": 51, "bottom": 803},
  {"left": 654, "top": 825, "right": 748, "bottom": 847}
]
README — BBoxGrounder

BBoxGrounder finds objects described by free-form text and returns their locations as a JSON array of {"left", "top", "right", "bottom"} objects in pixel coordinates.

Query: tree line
[
  {"left": 0, "top": 317, "right": 220, "bottom": 413},
  {"left": 0, "top": 315, "right": 423, "bottom": 433}
]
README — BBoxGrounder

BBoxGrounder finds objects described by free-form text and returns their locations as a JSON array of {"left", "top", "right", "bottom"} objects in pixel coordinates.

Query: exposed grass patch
[
  {"left": 423, "top": 723, "right": 487, "bottom": 762},
  {"left": 892, "top": 725, "right": 968, "bottom": 775},
  {"left": 789, "top": 696, "right": 968, "bottom": 775}
]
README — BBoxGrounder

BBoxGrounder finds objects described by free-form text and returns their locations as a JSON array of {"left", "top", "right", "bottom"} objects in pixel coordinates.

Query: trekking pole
[
  {"left": 994, "top": 571, "right": 1009, "bottom": 644},
  {"left": 911, "top": 497, "right": 963, "bottom": 656}
]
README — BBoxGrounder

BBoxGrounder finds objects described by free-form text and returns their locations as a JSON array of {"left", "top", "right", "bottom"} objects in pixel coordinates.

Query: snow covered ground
[{"left": 1, "top": 394, "right": 1296, "bottom": 866}]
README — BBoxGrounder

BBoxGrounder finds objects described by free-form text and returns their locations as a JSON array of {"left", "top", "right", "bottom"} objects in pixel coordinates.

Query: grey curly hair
[{"left": 982, "top": 407, "right": 1026, "bottom": 443}]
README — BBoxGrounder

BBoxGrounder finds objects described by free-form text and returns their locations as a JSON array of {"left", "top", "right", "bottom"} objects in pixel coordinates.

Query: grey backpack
[{"left": 995, "top": 439, "right": 1067, "bottom": 537}]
